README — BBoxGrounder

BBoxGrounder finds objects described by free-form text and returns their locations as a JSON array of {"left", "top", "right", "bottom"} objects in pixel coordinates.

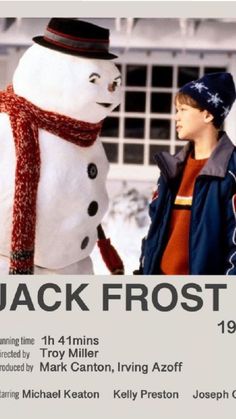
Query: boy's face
[{"left": 175, "top": 100, "right": 210, "bottom": 141}]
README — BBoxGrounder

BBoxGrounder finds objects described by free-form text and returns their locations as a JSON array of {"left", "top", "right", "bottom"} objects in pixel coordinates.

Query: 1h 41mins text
[{"left": 41, "top": 336, "right": 99, "bottom": 346}]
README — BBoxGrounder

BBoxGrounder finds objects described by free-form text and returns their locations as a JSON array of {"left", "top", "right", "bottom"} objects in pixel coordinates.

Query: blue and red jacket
[{"left": 139, "top": 132, "right": 236, "bottom": 275}]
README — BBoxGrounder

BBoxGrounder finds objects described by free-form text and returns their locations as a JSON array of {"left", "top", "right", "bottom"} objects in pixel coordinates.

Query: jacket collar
[{"left": 154, "top": 132, "right": 235, "bottom": 180}]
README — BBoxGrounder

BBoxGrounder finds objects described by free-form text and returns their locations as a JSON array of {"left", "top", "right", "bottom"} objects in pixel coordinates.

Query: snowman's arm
[{"left": 97, "top": 224, "right": 124, "bottom": 275}]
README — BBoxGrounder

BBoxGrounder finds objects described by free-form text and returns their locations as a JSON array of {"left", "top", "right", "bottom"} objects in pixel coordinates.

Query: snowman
[{"left": 0, "top": 18, "right": 122, "bottom": 275}]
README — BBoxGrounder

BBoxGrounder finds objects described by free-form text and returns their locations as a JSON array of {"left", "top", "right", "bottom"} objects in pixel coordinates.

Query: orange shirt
[{"left": 160, "top": 154, "right": 208, "bottom": 275}]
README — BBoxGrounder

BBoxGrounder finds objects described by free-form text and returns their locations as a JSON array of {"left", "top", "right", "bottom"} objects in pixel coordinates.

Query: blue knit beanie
[{"left": 179, "top": 72, "right": 236, "bottom": 127}]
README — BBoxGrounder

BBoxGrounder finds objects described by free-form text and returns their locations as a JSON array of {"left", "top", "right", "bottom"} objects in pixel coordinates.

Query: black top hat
[{"left": 33, "top": 18, "right": 118, "bottom": 60}]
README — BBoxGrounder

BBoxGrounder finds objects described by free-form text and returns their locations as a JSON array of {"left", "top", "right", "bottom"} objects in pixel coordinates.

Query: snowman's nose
[{"left": 108, "top": 82, "right": 116, "bottom": 92}]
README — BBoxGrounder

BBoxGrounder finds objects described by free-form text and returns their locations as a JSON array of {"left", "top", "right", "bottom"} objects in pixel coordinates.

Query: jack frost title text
[{"left": 0, "top": 282, "right": 227, "bottom": 312}]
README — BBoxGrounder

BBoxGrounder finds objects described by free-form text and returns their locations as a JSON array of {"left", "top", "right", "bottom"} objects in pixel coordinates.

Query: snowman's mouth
[{"left": 96, "top": 102, "right": 112, "bottom": 108}]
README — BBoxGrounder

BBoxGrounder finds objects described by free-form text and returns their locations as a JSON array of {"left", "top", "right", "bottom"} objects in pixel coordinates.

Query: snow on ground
[{"left": 91, "top": 182, "right": 154, "bottom": 275}]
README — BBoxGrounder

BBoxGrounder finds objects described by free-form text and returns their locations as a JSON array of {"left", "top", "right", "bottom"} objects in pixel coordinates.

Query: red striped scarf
[{"left": 0, "top": 85, "right": 103, "bottom": 274}]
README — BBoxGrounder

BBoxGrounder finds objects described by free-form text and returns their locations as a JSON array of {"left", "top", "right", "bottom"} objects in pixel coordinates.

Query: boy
[{"left": 137, "top": 72, "right": 236, "bottom": 275}]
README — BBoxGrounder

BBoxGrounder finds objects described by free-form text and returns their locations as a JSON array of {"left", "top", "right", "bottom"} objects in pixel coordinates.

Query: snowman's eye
[
  {"left": 113, "top": 76, "right": 122, "bottom": 87},
  {"left": 89, "top": 73, "right": 101, "bottom": 84}
]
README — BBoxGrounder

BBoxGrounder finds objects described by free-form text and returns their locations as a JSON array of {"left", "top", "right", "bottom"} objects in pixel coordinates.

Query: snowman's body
[{"left": 0, "top": 44, "right": 121, "bottom": 274}]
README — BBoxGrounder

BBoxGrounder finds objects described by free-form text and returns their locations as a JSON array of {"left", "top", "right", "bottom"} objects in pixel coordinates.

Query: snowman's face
[
  {"left": 69, "top": 58, "right": 122, "bottom": 122},
  {"left": 13, "top": 44, "right": 122, "bottom": 123}
]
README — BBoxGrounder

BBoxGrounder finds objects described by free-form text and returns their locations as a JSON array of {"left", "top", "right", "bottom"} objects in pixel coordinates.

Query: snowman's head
[{"left": 13, "top": 44, "right": 121, "bottom": 123}]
